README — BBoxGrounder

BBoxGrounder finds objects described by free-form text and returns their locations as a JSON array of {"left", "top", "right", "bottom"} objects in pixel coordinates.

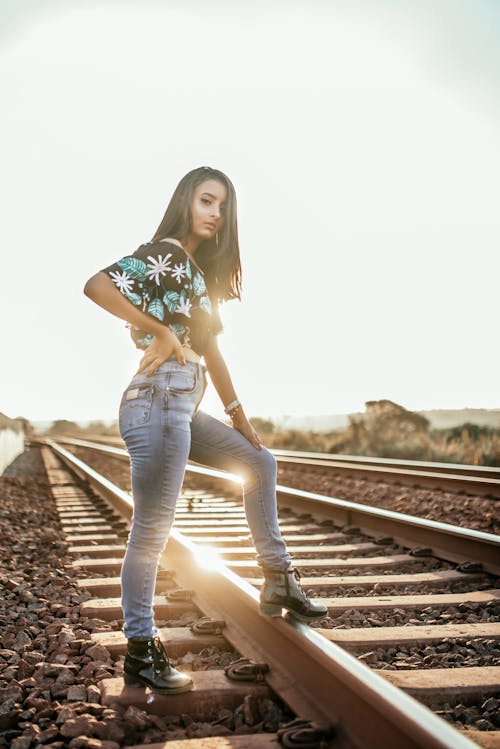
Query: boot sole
[
  {"left": 285, "top": 608, "right": 328, "bottom": 624},
  {"left": 123, "top": 670, "right": 194, "bottom": 694},
  {"left": 259, "top": 603, "right": 283, "bottom": 617},
  {"left": 259, "top": 603, "right": 327, "bottom": 623}
]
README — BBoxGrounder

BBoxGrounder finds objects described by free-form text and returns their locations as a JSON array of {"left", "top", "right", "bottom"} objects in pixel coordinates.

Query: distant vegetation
[
  {"left": 43, "top": 419, "right": 120, "bottom": 437},
  {"left": 0, "top": 412, "right": 33, "bottom": 434},
  {"left": 251, "top": 400, "right": 500, "bottom": 466},
  {"left": 36, "top": 400, "right": 500, "bottom": 466}
]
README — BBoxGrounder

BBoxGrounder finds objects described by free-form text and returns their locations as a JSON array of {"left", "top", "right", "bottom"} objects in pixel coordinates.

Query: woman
[{"left": 84, "top": 166, "right": 326, "bottom": 695}]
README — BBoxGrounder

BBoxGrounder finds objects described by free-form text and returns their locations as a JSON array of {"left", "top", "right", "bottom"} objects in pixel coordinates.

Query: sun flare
[{"left": 193, "top": 543, "right": 225, "bottom": 572}]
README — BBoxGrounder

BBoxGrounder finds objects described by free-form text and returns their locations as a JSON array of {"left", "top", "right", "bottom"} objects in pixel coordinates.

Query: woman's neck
[
  {"left": 159, "top": 237, "right": 203, "bottom": 273},
  {"left": 180, "top": 235, "right": 201, "bottom": 257}
]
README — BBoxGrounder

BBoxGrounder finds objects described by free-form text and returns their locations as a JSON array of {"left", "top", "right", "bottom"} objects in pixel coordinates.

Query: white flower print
[
  {"left": 171, "top": 262, "right": 187, "bottom": 284},
  {"left": 109, "top": 269, "right": 134, "bottom": 294},
  {"left": 175, "top": 297, "right": 192, "bottom": 317},
  {"left": 146, "top": 253, "right": 172, "bottom": 285}
]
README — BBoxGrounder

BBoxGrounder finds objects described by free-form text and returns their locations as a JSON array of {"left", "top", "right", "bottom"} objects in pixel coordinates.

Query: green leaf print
[
  {"left": 125, "top": 291, "right": 142, "bottom": 306},
  {"left": 117, "top": 257, "right": 148, "bottom": 280},
  {"left": 163, "top": 290, "right": 180, "bottom": 313},
  {"left": 131, "top": 328, "right": 153, "bottom": 348},
  {"left": 147, "top": 298, "right": 164, "bottom": 321},
  {"left": 198, "top": 294, "right": 212, "bottom": 314},
  {"left": 193, "top": 271, "right": 206, "bottom": 296},
  {"left": 185, "top": 259, "right": 192, "bottom": 280},
  {"left": 169, "top": 323, "right": 187, "bottom": 338}
]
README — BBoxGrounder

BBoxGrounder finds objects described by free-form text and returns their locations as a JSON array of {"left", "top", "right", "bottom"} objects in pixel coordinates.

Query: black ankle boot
[
  {"left": 124, "top": 635, "right": 193, "bottom": 694},
  {"left": 259, "top": 565, "right": 328, "bottom": 623}
]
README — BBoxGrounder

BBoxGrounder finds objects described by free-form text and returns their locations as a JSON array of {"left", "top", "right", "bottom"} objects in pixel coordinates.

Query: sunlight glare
[{"left": 193, "top": 543, "right": 225, "bottom": 572}]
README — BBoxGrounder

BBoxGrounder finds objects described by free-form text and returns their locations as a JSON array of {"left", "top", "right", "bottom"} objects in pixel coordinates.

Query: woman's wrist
[
  {"left": 228, "top": 404, "right": 245, "bottom": 421},
  {"left": 155, "top": 325, "right": 175, "bottom": 341},
  {"left": 224, "top": 398, "right": 241, "bottom": 416},
  {"left": 224, "top": 399, "right": 244, "bottom": 421}
]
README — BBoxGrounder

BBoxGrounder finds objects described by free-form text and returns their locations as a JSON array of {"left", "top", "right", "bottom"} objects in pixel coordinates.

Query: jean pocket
[
  {"left": 119, "top": 381, "right": 154, "bottom": 431},
  {"left": 167, "top": 367, "right": 197, "bottom": 394}
]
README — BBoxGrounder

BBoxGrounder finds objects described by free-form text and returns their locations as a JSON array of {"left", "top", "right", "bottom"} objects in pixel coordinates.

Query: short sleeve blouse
[{"left": 99, "top": 239, "right": 223, "bottom": 356}]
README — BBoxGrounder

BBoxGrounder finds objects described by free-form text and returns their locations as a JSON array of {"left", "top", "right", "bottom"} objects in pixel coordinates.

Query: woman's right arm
[{"left": 83, "top": 272, "right": 186, "bottom": 372}]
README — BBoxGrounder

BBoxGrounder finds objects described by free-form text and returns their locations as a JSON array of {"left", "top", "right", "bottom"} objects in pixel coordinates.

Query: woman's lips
[{"left": 205, "top": 223, "right": 216, "bottom": 230}]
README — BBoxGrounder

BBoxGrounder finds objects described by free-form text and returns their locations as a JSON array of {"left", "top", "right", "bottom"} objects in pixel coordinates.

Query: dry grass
[
  {"left": 40, "top": 402, "right": 500, "bottom": 467},
  {"left": 250, "top": 403, "right": 500, "bottom": 467},
  {"left": 0, "top": 412, "right": 26, "bottom": 433}
]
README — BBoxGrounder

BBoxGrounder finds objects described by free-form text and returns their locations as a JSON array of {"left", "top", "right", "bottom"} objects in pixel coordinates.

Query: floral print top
[{"left": 100, "top": 239, "right": 223, "bottom": 356}]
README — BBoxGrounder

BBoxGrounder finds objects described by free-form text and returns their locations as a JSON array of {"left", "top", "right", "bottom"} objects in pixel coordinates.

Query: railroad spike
[
  {"left": 166, "top": 588, "right": 195, "bottom": 601},
  {"left": 190, "top": 616, "right": 226, "bottom": 635},
  {"left": 224, "top": 657, "right": 269, "bottom": 682},
  {"left": 409, "top": 546, "right": 433, "bottom": 557},
  {"left": 374, "top": 536, "right": 393, "bottom": 545},
  {"left": 456, "top": 560, "right": 483, "bottom": 573},
  {"left": 343, "top": 526, "right": 360, "bottom": 535},
  {"left": 277, "top": 718, "right": 337, "bottom": 748}
]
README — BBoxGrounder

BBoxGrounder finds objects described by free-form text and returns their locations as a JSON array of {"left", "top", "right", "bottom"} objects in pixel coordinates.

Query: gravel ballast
[
  {"left": 64, "top": 445, "right": 500, "bottom": 533},
  {"left": 0, "top": 447, "right": 294, "bottom": 747},
  {"left": 27, "top": 447, "right": 500, "bottom": 730}
]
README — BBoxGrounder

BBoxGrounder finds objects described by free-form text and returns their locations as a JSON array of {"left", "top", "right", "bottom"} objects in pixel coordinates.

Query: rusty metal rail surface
[
  {"left": 271, "top": 451, "right": 500, "bottom": 499},
  {"left": 49, "top": 436, "right": 500, "bottom": 575},
  {"left": 39, "top": 437, "right": 488, "bottom": 749},
  {"left": 272, "top": 449, "right": 500, "bottom": 479},
  {"left": 49, "top": 434, "right": 500, "bottom": 498}
]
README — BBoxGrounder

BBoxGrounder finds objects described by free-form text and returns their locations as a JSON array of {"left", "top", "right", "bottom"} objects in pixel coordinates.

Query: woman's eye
[{"left": 201, "top": 198, "right": 211, "bottom": 205}]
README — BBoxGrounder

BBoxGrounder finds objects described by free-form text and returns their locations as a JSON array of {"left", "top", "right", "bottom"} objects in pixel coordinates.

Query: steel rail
[
  {"left": 44, "top": 438, "right": 478, "bottom": 749},
  {"left": 46, "top": 433, "right": 500, "bottom": 498},
  {"left": 272, "top": 449, "right": 500, "bottom": 479},
  {"left": 274, "top": 486, "right": 500, "bottom": 575},
  {"left": 50, "top": 436, "right": 500, "bottom": 574},
  {"left": 52, "top": 433, "right": 500, "bottom": 477},
  {"left": 272, "top": 455, "right": 500, "bottom": 499}
]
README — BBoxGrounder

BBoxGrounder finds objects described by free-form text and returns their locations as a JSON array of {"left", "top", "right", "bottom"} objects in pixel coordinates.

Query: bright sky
[{"left": 1, "top": 0, "right": 499, "bottom": 425}]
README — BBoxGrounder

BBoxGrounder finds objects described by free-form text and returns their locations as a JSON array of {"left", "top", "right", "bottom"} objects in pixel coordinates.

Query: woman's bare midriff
[{"left": 178, "top": 345, "right": 201, "bottom": 364}]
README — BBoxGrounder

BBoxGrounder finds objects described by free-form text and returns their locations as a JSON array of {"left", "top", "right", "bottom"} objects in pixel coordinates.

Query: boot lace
[
  {"left": 150, "top": 636, "right": 170, "bottom": 674},
  {"left": 287, "top": 566, "right": 308, "bottom": 602}
]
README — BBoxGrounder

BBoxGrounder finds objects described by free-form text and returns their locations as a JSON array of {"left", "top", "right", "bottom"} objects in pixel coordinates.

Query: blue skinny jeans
[{"left": 118, "top": 357, "right": 291, "bottom": 640}]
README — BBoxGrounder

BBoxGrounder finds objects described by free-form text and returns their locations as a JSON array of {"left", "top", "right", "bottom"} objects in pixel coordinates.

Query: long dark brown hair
[{"left": 151, "top": 166, "right": 242, "bottom": 304}]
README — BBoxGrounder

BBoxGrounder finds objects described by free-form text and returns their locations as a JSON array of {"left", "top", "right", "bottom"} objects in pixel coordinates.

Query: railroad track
[
  {"left": 51, "top": 434, "right": 500, "bottom": 499},
  {"left": 46, "top": 436, "right": 500, "bottom": 569},
  {"left": 271, "top": 450, "right": 500, "bottom": 499},
  {"left": 36, "top": 437, "right": 500, "bottom": 748}
]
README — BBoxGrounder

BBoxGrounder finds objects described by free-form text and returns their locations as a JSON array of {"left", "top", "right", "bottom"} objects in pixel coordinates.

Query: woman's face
[{"left": 190, "top": 179, "right": 227, "bottom": 241}]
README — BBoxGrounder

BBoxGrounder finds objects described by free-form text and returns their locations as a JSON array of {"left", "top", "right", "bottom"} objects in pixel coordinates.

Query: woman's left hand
[
  {"left": 136, "top": 328, "right": 184, "bottom": 376},
  {"left": 231, "top": 411, "right": 262, "bottom": 450}
]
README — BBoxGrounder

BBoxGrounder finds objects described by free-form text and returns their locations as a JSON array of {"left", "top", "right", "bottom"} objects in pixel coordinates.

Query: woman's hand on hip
[
  {"left": 136, "top": 329, "right": 186, "bottom": 376},
  {"left": 231, "top": 411, "right": 262, "bottom": 450}
]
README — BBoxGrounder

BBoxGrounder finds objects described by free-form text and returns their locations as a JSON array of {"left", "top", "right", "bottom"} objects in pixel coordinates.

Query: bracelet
[{"left": 224, "top": 398, "right": 240, "bottom": 414}]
